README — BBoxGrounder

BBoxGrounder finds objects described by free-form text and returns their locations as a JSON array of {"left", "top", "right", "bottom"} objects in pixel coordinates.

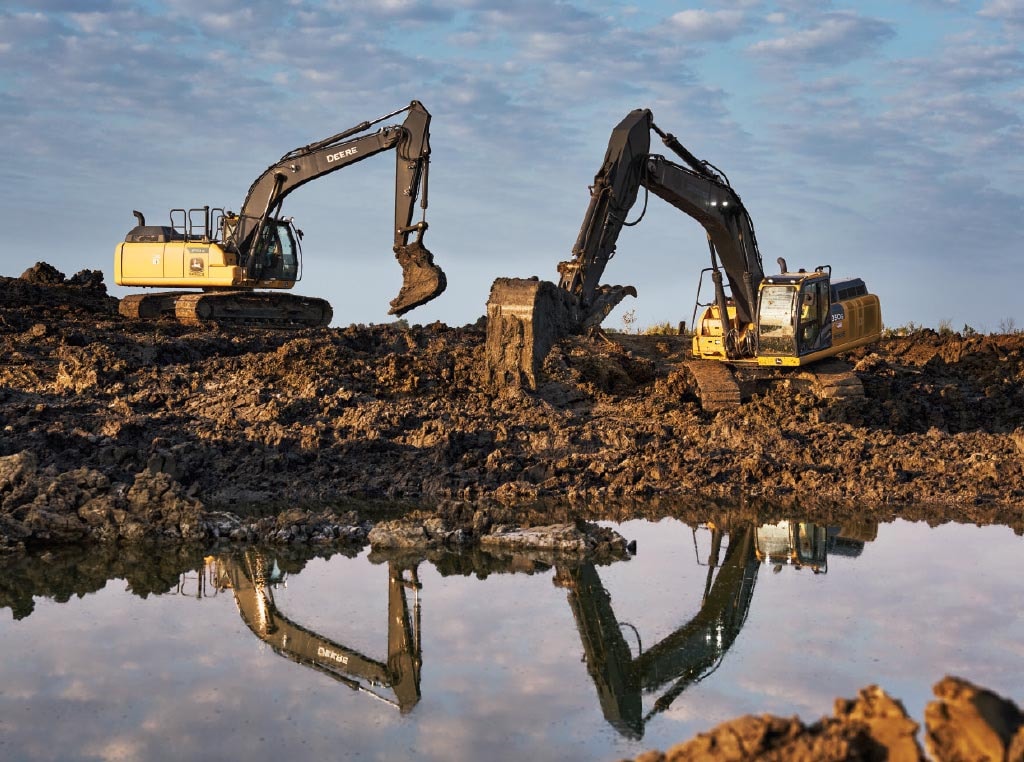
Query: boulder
[{"left": 925, "top": 676, "right": 1024, "bottom": 762}]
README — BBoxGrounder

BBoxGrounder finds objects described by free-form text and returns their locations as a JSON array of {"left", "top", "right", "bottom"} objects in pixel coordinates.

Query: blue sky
[{"left": 2, "top": 0, "right": 1022, "bottom": 331}]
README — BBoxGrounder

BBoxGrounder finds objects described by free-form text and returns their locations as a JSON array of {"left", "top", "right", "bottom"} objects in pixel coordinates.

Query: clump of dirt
[
  {"left": 2, "top": 264, "right": 1024, "bottom": 552},
  {"left": 624, "top": 676, "right": 1024, "bottom": 762}
]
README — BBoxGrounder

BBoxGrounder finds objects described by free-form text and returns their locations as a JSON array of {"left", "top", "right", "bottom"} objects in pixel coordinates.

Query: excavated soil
[{"left": 2, "top": 263, "right": 1024, "bottom": 553}]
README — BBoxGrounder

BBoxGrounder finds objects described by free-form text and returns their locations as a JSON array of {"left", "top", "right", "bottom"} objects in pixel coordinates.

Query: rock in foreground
[{"left": 626, "top": 677, "right": 1023, "bottom": 762}]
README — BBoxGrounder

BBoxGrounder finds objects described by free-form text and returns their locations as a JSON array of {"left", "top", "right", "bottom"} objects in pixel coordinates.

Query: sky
[{"left": 1, "top": 0, "right": 1022, "bottom": 332}]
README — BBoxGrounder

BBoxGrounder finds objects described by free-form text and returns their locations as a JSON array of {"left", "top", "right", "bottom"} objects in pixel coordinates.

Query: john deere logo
[{"left": 189, "top": 257, "right": 205, "bottom": 275}]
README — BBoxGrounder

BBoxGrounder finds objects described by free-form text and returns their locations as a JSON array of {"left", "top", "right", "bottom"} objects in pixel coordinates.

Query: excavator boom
[
  {"left": 220, "top": 552, "right": 422, "bottom": 713},
  {"left": 557, "top": 108, "right": 764, "bottom": 328},
  {"left": 232, "top": 101, "right": 443, "bottom": 315}
]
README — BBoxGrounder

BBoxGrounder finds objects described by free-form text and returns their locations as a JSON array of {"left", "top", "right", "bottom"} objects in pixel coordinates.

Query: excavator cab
[
  {"left": 755, "top": 520, "right": 829, "bottom": 573},
  {"left": 249, "top": 218, "right": 301, "bottom": 283},
  {"left": 755, "top": 270, "right": 834, "bottom": 363}
]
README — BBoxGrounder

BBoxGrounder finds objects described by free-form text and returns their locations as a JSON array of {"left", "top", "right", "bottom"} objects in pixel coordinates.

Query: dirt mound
[
  {"left": 625, "top": 677, "right": 1024, "bottom": 762},
  {"left": 1, "top": 265, "right": 1024, "bottom": 551},
  {"left": 2, "top": 263, "right": 117, "bottom": 327}
]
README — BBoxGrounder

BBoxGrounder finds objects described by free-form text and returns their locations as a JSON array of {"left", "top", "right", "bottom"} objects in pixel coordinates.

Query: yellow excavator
[
  {"left": 486, "top": 109, "right": 882, "bottom": 407},
  {"left": 114, "top": 101, "right": 445, "bottom": 327}
]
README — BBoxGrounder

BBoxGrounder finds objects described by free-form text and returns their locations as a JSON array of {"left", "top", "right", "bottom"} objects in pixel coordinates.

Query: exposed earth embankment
[{"left": 2, "top": 263, "right": 1023, "bottom": 552}]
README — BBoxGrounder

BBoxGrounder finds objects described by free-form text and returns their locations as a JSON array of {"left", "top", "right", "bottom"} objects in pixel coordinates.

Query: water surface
[{"left": 1, "top": 516, "right": 1021, "bottom": 761}]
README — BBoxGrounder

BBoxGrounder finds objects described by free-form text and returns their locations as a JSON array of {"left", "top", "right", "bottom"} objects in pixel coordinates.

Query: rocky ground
[{"left": 2, "top": 262, "right": 1024, "bottom": 554}]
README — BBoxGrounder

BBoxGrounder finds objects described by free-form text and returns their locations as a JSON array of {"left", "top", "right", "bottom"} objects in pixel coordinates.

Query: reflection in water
[
  {"left": 560, "top": 520, "right": 873, "bottom": 739},
  {"left": 205, "top": 552, "right": 422, "bottom": 712},
  {"left": 159, "top": 519, "right": 873, "bottom": 741},
  {"left": 4, "top": 516, "right": 1022, "bottom": 762}
]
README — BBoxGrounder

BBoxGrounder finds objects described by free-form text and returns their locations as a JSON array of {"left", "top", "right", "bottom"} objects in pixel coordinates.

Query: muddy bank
[{"left": 2, "top": 264, "right": 1024, "bottom": 551}]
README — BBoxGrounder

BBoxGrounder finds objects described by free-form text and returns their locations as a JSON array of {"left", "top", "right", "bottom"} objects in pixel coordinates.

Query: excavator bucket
[
  {"left": 389, "top": 242, "right": 447, "bottom": 316},
  {"left": 484, "top": 277, "right": 581, "bottom": 389},
  {"left": 483, "top": 278, "right": 637, "bottom": 390}
]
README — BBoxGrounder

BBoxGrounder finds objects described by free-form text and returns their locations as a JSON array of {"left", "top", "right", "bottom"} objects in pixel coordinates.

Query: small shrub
[
  {"left": 643, "top": 321, "right": 679, "bottom": 336},
  {"left": 621, "top": 309, "right": 637, "bottom": 334},
  {"left": 882, "top": 321, "right": 919, "bottom": 338}
]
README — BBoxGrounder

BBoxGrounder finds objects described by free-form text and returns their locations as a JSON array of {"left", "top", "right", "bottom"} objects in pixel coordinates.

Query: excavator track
[
  {"left": 793, "top": 358, "right": 865, "bottom": 402},
  {"left": 683, "top": 360, "right": 743, "bottom": 411},
  {"left": 119, "top": 292, "right": 181, "bottom": 320},
  {"left": 682, "top": 358, "right": 863, "bottom": 411},
  {"left": 119, "top": 291, "right": 332, "bottom": 328}
]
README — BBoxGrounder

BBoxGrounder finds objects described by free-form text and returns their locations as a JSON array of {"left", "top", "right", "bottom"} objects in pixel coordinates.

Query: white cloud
[
  {"left": 748, "top": 10, "right": 895, "bottom": 64},
  {"left": 668, "top": 9, "right": 748, "bottom": 42},
  {"left": 979, "top": 0, "right": 1024, "bottom": 25},
  {"left": 896, "top": 38, "right": 1024, "bottom": 87}
]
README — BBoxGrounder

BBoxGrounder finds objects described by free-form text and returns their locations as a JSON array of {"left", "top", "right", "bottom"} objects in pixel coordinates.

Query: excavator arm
[
  {"left": 219, "top": 552, "right": 422, "bottom": 713},
  {"left": 557, "top": 108, "right": 764, "bottom": 328},
  {"left": 559, "top": 524, "right": 759, "bottom": 739},
  {"left": 232, "top": 100, "right": 445, "bottom": 316},
  {"left": 556, "top": 110, "right": 651, "bottom": 323}
]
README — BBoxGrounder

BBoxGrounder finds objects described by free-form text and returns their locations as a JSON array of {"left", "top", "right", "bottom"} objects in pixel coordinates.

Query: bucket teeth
[{"left": 389, "top": 242, "right": 447, "bottom": 316}]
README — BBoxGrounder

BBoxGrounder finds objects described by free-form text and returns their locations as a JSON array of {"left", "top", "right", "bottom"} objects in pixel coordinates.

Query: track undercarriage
[
  {"left": 119, "top": 290, "right": 334, "bottom": 328},
  {"left": 684, "top": 357, "right": 865, "bottom": 411}
]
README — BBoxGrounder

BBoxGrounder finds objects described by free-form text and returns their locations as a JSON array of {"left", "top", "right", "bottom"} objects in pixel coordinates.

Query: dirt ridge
[{"left": 2, "top": 264, "right": 1023, "bottom": 551}]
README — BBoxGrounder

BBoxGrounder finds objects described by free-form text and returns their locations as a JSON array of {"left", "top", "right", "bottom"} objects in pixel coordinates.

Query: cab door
[
  {"left": 796, "top": 279, "right": 833, "bottom": 355},
  {"left": 254, "top": 221, "right": 300, "bottom": 285}
]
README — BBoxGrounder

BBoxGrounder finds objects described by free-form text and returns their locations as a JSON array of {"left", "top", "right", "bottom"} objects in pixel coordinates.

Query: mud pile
[
  {"left": 625, "top": 676, "right": 1024, "bottom": 762},
  {"left": 2, "top": 264, "right": 1024, "bottom": 551}
]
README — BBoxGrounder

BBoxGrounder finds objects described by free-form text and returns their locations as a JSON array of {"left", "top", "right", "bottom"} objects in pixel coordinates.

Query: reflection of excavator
[
  {"left": 486, "top": 109, "right": 882, "bottom": 406},
  {"left": 213, "top": 551, "right": 422, "bottom": 712},
  {"left": 115, "top": 101, "right": 445, "bottom": 326},
  {"left": 558, "top": 519, "right": 871, "bottom": 738}
]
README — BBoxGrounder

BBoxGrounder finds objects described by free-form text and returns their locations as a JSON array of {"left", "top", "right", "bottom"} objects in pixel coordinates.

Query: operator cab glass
[
  {"left": 757, "top": 278, "right": 834, "bottom": 357},
  {"left": 757, "top": 284, "right": 797, "bottom": 356},
  {"left": 255, "top": 220, "right": 301, "bottom": 282},
  {"left": 796, "top": 279, "right": 832, "bottom": 355}
]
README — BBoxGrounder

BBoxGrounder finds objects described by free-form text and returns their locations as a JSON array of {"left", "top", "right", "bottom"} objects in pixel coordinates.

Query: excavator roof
[{"left": 761, "top": 270, "right": 826, "bottom": 287}]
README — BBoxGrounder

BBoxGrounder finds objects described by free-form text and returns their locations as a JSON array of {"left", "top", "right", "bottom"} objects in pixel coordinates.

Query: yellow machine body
[
  {"left": 115, "top": 206, "right": 306, "bottom": 293},
  {"left": 118, "top": 240, "right": 233, "bottom": 288},
  {"left": 115, "top": 240, "right": 294, "bottom": 291},
  {"left": 692, "top": 270, "right": 882, "bottom": 367}
]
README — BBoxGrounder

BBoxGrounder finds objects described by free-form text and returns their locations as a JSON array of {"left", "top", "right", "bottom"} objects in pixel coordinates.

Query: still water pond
[{"left": 1, "top": 517, "right": 1022, "bottom": 761}]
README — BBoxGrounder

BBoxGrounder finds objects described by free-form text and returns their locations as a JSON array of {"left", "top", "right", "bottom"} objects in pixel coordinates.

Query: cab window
[{"left": 797, "top": 280, "right": 831, "bottom": 353}]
